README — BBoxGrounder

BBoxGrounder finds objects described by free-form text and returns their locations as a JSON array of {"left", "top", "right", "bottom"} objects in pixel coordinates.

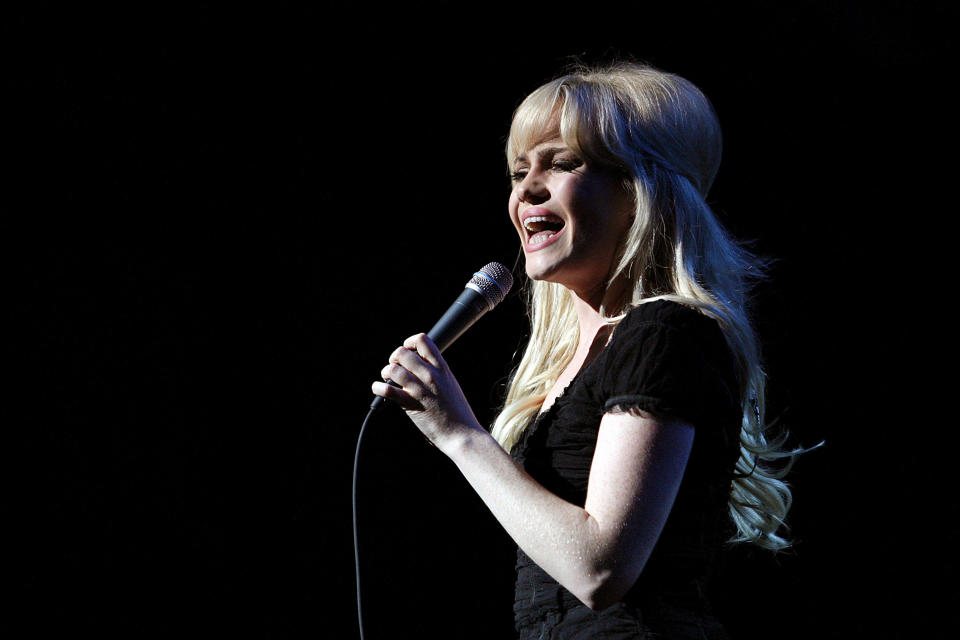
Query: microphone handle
[
  {"left": 426, "top": 286, "right": 491, "bottom": 353},
  {"left": 369, "top": 286, "right": 491, "bottom": 410}
]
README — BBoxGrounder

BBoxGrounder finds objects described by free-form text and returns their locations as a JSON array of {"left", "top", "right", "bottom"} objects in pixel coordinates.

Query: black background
[{"left": 9, "top": 2, "right": 956, "bottom": 638}]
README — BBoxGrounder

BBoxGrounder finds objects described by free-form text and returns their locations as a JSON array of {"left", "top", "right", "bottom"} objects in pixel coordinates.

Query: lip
[{"left": 519, "top": 207, "right": 566, "bottom": 253}]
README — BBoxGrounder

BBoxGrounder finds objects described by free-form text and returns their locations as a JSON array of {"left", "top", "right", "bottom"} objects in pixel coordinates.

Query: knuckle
[
  {"left": 420, "top": 369, "right": 438, "bottom": 388},
  {"left": 406, "top": 333, "right": 427, "bottom": 349},
  {"left": 384, "top": 364, "right": 405, "bottom": 382}
]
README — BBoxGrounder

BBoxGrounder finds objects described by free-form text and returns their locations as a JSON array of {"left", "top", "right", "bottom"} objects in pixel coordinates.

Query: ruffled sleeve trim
[
  {"left": 595, "top": 301, "right": 740, "bottom": 428},
  {"left": 603, "top": 393, "right": 672, "bottom": 416}
]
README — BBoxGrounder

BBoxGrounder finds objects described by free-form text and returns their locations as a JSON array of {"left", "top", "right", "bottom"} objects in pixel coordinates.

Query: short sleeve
[{"left": 595, "top": 301, "right": 740, "bottom": 427}]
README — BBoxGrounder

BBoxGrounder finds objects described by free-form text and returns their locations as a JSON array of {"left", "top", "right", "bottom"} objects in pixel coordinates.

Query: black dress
[{"left": 511, "top": 300, "right": 741, "bottom": 639}]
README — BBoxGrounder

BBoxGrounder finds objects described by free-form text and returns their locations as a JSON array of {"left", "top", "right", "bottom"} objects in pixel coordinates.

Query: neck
[{"left": 569, "top": 275, "right": 630, "bottom": 353}]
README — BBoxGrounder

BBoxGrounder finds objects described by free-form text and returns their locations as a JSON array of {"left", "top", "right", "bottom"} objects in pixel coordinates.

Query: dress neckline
[
  {"left": 535, "top": 366, "right": 584, "bottom": 421},
  {"left": 515, "top": 328, "right": 612, "bottom": 459},
  {"left": 535, "top": 321, "right": 616, "bottom": 419}
]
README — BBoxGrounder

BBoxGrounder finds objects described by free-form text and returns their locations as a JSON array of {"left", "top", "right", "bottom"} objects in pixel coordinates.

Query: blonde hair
[{"left": 492, "top": 62, "right": 803, "bottom": 551}]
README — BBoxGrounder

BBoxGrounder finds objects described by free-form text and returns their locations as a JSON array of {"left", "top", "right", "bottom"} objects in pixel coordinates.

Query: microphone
[{"left": 371, "top": 262, "right": 514, "bottom": 410}]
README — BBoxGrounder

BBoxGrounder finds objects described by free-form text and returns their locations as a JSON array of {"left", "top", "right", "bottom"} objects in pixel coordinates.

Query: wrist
[{"left": 437, "top": 421, "right": 489, "bottom": 459}]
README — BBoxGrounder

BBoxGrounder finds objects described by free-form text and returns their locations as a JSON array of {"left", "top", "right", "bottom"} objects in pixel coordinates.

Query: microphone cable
[
  {"left": 351, "top": 262, "right": 513, "bottom": 639},
  {"left": 352, "top": 401, "right": 378, "bottom": 640}
]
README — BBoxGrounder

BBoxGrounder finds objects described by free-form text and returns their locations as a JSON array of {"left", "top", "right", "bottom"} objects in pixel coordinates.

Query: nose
[{"left": 516, "top": 173, "right": 549, "bottom": 205}]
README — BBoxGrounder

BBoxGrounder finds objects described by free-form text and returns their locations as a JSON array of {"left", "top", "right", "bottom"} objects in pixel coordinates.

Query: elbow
[
  {"left": 571, "top": 569, "right": 632, "bottom": 612},
  {"left": 580, "top": 590, "right": 625, "bottom": 613}
]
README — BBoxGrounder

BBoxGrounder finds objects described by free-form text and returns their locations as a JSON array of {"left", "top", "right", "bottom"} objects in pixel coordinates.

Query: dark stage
[{"left": 9, "top": 3, "right": 955, "bottom": 638}]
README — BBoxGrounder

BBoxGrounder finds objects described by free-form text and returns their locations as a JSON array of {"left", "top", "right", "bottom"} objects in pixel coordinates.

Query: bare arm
[{"left": 373, "top": 334, "right": 694, "bottom": 610}]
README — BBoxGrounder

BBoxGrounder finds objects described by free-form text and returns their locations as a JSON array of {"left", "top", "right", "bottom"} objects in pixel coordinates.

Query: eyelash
[{"left": 509, "top": 159, "right": 582, "bottom": 182}]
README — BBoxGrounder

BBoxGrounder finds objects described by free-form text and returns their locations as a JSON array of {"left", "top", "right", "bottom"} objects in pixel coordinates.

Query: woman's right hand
[{"left": 372, "top": 333, "right": 484, "bottom": 454}]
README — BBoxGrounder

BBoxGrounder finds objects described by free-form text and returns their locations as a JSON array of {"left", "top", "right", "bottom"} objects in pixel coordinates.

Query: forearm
[
  {"left": 440, "top": 426, "right": 617, "bottom": 608},
  {"left": 373, "top": 334, "right": 682, "bottom": 609}
]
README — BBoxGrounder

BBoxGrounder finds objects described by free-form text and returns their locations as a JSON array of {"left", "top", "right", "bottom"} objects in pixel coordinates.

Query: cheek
[{"left": 569, "top": 182, "right": 633, "bottom": 249}]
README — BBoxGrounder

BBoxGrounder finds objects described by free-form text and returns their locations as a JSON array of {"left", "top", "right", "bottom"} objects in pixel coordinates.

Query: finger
[
  {"left": 388, "top": 345, "right": 429, "bottom": 375},
  {"left": 380, "top": 362, "right": 426, "bottom": 395},
  {"left": 402, "top": 333, "right": 444, "bottom": 369},
  {"left": 371, "top": 380, "right": 425, "bottom": 411},
  {"left": 391, "top": 347, "right": 441, "bottom": 393},
  {"left": 388, "top": 345, "right": 414, "bottom": 364}
]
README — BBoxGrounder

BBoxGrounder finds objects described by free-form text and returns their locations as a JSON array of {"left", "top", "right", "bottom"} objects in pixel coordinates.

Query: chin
[
  {"left": 523, "top": 258, "right": 560, "bottom": 283},
  {"left": 526, "top": 267, "right": 574, "bottom": 291}
]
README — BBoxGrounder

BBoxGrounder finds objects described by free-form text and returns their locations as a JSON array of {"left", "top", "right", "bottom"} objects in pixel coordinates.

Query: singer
[{"left": 372, "top": 62, "right": 803, "bottom": 639}]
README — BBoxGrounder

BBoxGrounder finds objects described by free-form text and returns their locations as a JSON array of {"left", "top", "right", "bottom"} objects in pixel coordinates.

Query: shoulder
[
  {"left": 597, "top": 299, "right": 741, "bottom": 426},
  {"left": 604, "top": 299, "right": 738, "bottom": 397},
  {"left": 612, "top": 299, "right": 725, "bottom": 346}
]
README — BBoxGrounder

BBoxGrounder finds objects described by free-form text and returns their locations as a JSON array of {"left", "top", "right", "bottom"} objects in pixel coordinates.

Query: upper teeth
[{"left": 524, "top": 216, "right": 557, "bottom": 231}]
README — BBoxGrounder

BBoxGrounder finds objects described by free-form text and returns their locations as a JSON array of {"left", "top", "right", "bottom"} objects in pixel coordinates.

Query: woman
[{"left": 372, "top": 62, "right": 800, "bottom": 639}]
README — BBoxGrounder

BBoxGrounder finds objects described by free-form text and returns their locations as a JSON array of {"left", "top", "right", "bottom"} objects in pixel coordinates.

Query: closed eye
[
  {"left": 509, "top": 147, "right": 583, "bottom": 183},
  {"left": 552, "top": 158, "right": 583, "bottom": 172}
]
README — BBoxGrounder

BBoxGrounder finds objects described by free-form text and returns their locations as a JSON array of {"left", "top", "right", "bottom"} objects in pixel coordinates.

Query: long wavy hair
[{"left": 491, "top": 62, "right": 802, "bottom": 551}]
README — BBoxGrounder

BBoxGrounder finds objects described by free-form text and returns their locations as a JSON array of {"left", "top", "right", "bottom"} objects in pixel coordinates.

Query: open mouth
[{"left": 524, "top": 214, "right": 565, "bottom": 246}]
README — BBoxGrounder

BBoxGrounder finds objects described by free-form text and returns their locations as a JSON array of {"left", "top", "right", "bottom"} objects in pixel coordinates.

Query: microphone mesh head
[{"left": 469, "top": 262, "right": 514, "bottom": 308}]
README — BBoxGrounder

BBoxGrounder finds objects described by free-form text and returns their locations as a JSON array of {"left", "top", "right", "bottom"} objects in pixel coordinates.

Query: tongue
[{"left": 529, "top": 218, "right": 564, "bottom": 233}]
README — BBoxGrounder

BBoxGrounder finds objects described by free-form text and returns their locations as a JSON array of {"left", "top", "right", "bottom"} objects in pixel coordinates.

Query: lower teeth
[{"left": 530, "top": 232, "right": 555, "bottom": 245}]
